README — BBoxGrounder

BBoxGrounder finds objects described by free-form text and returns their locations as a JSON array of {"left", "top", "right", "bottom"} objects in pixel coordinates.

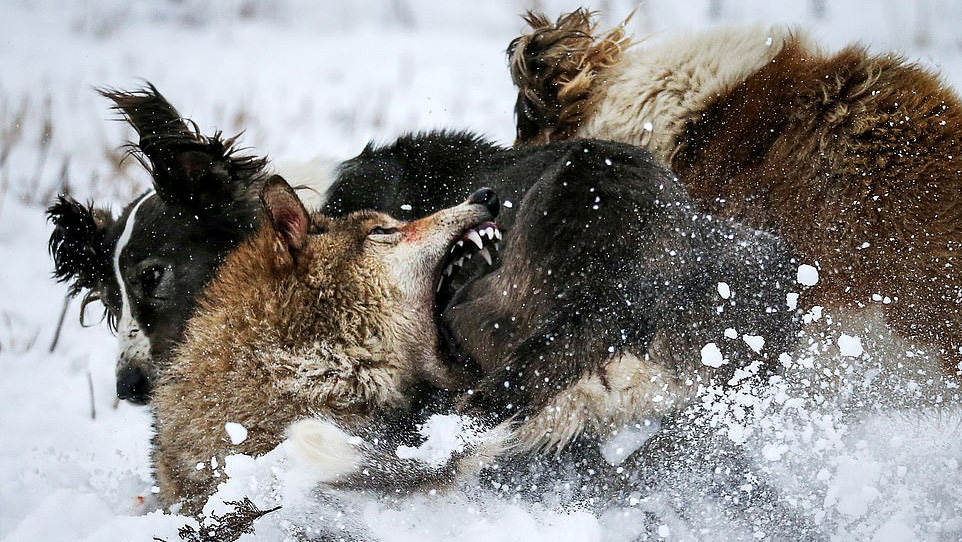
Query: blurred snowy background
[{"left": 2, "top": 1, "right": 962, "bottom": 541}]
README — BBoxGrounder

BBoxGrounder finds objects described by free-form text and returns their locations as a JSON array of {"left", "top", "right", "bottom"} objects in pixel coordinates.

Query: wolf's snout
[
  {"left": 117, "top": 365, "right": 151, "bottom": 405},
  {"left": 468, "top": 187, "right": 500, "bottom": 217}
]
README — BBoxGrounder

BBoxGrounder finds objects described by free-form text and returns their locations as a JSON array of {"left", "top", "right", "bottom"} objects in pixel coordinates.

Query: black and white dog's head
[{"left": 48, "top": 85, "right": 266, "bottom": 404}]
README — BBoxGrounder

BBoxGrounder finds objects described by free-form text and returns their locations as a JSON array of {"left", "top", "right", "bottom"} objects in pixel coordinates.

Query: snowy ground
[{"left": 2, "top": 1, "right": 962, "bottom": 541}]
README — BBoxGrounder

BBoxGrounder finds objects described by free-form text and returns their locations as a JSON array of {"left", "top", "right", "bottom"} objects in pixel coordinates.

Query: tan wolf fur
[
  {"left": 510, "top": 11, "right": 962, "bottom": 371},
  {"left": 151, "top": 177, "right": 496, "bottom": 514}
]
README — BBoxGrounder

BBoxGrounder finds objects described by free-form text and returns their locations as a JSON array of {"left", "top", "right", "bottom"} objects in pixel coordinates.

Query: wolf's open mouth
[
  {"left": 433, "top": 220, "right": 501, "bottom": 380},
  {"left": 434, "top": 220, "right": 501, "bottom": 312}
]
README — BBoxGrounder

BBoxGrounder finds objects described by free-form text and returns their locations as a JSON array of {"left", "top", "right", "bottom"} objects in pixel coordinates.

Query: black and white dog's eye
[
  {"left": 140, "top": 266, "right": 165, "bottom": 296},
  {"left": 369, "top": 226, "right": 399, "bottom": 236}
]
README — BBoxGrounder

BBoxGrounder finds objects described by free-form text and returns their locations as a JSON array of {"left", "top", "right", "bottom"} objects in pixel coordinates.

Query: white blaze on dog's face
[{"left": 111, "top": 191, "right": 156, "bottom": 402}]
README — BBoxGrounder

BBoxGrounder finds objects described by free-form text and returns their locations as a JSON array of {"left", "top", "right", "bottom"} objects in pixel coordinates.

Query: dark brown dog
[{"left": 510, "top": 10, "right": 962, "bottom": 372}]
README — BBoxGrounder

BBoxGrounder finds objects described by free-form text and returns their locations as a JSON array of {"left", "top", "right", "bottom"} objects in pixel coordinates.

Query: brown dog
[
  {"left": 509, "top": 10, "right": 962, "bottom": 371},
  {"left": 151, "top": 177, "right": 501, "bottom": 514}
]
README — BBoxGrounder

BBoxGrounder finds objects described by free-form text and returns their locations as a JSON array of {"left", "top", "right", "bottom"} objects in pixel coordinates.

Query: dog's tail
[
  {"left": 508, "top": 9, "right": 632, "bottom": 146},
  {"left": 286, "top": 417, "right": 514, "bottom": 493}
]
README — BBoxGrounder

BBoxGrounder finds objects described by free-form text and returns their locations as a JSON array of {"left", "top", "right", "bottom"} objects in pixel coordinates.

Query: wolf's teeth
[
  {"left": 465, "top": 252, "right": 473, "bottom": 261},
  {"left": 455, "top": 257, "right": 464, "bottom": 267},
  {"left": 480, "top": 248, "right": 493, "bottom": 265},
  {"left": 444, "top": 264, "right": 454, "bottom": 276},
  {"left": 493, "top": 228, "right": 502, "bottom": 240},
  {"left": 437, "top": 279, "right": 444, "bottom": 292},
  {"left": 494, "top": 242, "right": 500, "bottom": 252},
  {"left": 467, "top": 230, "right": 484, "bottom": 249}
]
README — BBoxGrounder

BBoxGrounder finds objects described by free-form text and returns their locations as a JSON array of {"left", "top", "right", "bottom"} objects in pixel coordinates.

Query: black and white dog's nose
[
  {"left": 469, "top": 187, "right": 500, "bottom": 217},
  {"left": 116, "top": 366, "right": 151, "bottom": 405}
]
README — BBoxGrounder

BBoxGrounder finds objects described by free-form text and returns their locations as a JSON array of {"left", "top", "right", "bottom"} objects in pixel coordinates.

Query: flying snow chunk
[
  {"left": 701, "top": 342, "right": 727, "bottom": 368},
  {"left": 400, "top": 204, "right": 413, "bottom": 211},
  {"left": 503, "top": 200, "right": 513, "bottom": 208},
  {"left": 742, "top": 334, "right": 765, "bottom": 353},
  {"left": 643, "top": 121, "right": 653, "bottom": 132},
  {"left": 797, "top": 264, "right": 819, "bottom": 286},
  {"left": 395, "top": 414, "right": 482, "bottom": 467},
  {"left": 786, "top": 292, "right": 799, "bottom": 310},
  {"left": 717, "top": 281, "right": 731, "bottom": 299},
  {"left": 225, "top": 422, "right": 248, "bottom": 445},
  {"left": 724, "top": 327, "right": 738, "bottom": 339},
  {"left": 838, "top": 334, "right": 864, "bottom": 357}
]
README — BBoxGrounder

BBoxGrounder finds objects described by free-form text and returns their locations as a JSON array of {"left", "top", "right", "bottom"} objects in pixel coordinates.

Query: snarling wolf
[
  {"left": 293, "top": 138, "right": 806, "bottom": 533},
  {"left": 47, "top": 86, "right": 328, "bottom": 404},
  {"left": 509, "top": 10, "right": 962, "bottom": 371},
  {"left": 151, "top": 176, "right": 501, "bottom": 513}
]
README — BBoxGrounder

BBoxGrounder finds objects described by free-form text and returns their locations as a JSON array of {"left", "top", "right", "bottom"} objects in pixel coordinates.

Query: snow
[
  {"left": 797, "top": 264, "right": 820, "bottom": 286},
  {"left": 742, "top": 334, "right": 765, "bottom": 353},
  {"left": 717, "top": 281, "right": 731, "bottom": 299},
  {"left": 225, "top": 423, "right": 249, "bottom": 445},
  {"left": 395, "top": 414, "right": 481, "bottom": 467},
  {"left": 3, "top": 1, "right": 962, "bottom": 541},
  {"left": 700, "top": 342, "right": 727, "bottom": 368},
  {"left": 838, "top": 334, "right": 865, "bottom": 358}
]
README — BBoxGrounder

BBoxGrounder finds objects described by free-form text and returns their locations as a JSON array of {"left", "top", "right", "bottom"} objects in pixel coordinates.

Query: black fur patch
[
  {"left": 47, "top": 195, "right": 113, "bottom": 297},
  {"left": 99, "top": 84, "right": 265, "bottom": 225}
]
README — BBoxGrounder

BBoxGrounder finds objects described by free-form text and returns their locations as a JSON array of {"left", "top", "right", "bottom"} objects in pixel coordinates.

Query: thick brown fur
[
  {"left": 151, "top": 179, "right": 494, "bottom": 514},
  {"left": 511, "top": 15, "right": 962, "bottom": 370},
  {"left": 508, "top": 9, "right": 630, "bottom": 144}
]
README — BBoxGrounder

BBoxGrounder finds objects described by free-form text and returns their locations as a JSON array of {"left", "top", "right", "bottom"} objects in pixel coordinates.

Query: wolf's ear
[
  {"left": 99, "top": 84, "right": 265, "bottom": 225},
  {"left": 47, "top": 195, "right": 113, "bottom": 296},
  {"left": 260, "top": 175, "right": 309, "bottom": 265}
]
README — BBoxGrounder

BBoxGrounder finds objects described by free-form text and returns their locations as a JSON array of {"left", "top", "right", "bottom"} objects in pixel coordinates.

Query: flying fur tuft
[{"left": 508, "top": 9, "right": 632, "bottom": 145}]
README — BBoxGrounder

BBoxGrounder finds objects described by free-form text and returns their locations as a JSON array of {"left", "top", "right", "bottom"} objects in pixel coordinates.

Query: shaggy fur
[
  {"left": 151, "top": 177, "right": 498, "bottom": 514},
  {"left": 510, "top": 14, "right": 962, "bottom": 370}
]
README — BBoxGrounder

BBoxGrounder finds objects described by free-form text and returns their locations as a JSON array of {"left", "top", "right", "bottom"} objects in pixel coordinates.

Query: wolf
[
  {"left": 508, "top": 10, "right": 962, "bottom": 371},
  {"left": 47, "top": 86, "right": 329, "bottom": 404},
  {"left": 151, "top": 175, "right": 501, "bottom": 514}
]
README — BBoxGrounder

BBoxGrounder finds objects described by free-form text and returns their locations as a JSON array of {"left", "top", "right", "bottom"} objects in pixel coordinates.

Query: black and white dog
[{"left": 48, "top": 86, "right": 327, "bottom": 404}]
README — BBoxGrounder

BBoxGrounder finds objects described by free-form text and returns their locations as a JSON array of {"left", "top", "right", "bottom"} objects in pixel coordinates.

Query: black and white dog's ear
[
  {"left": 260, "top": 175, "right": 309, "bottom": 265},
  {"left": 98, "top": 84, "right": 266, "bottom": 223},
  {"left": 47, "top": 195, "right": 113, "bottom": 296}
]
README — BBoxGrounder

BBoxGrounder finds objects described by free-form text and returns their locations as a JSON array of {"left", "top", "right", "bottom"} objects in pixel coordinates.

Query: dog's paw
[{"left": 286, "top": 418, "right": 363, "bottom": 482}]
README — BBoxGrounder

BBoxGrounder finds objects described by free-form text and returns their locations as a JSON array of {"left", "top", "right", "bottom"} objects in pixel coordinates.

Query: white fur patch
[
  {"left": 514, "top": 350, "right": 694, "bottom": 454},
  {"left": 580, "top": 26, "right": 791, "bottom": 162},
  {"left": 286, "top": 418, "right": 362, "bottom": 482},
  {"left": 114, "top": 192, "right": 154, "bottom": 372}
]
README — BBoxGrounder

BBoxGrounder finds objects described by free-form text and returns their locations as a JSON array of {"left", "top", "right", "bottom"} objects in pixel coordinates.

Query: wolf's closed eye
[{"left": 368, "top": 226, "right": 399, "bottom": 236}]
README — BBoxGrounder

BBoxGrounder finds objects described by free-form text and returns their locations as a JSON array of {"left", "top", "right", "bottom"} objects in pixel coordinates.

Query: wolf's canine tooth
[
  {"left": 479, "top": 247, "right": 493, "bottom": 265},
  {"left": 468, "top": 230, "right": 484, "bottom": 249}
]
